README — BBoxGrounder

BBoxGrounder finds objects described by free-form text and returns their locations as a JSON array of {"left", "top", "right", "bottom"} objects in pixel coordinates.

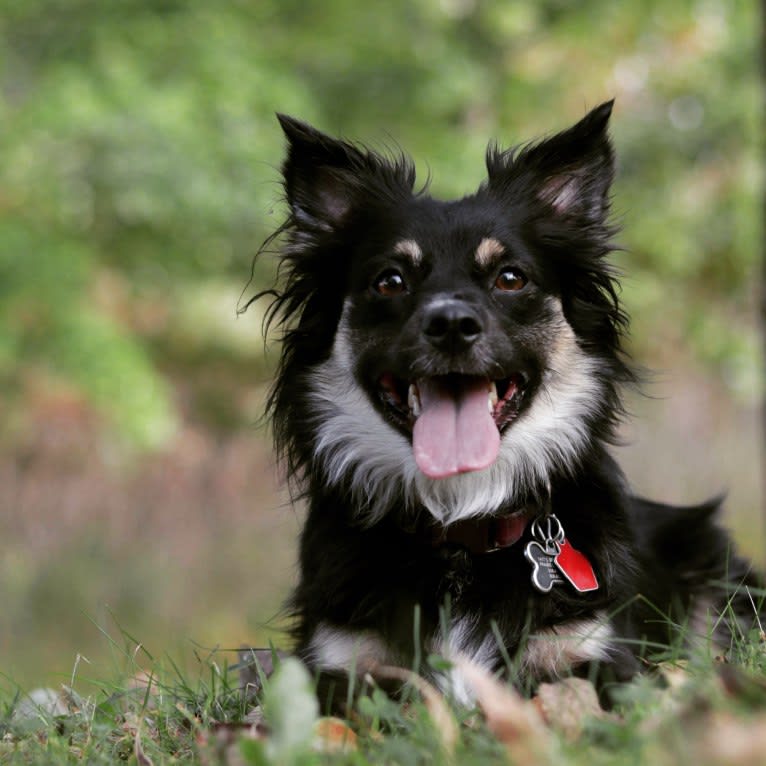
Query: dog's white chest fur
[{"left": 306, "top": 614, "right": 613, "bottom": 706}]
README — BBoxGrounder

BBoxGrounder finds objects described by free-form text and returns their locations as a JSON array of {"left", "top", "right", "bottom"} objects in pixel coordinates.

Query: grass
[
  {"left": 3, "top": 610, "right": 766, "bottom": 766},
  {"left": 2, "top": 380, "right": 762, "bottom": 763}
]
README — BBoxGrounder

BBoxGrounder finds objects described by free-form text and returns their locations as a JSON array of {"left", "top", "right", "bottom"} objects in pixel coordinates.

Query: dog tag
[
  {"left": 525, "top": 540, "right": 565, "bottom": 593},
  {"left": 525, "top": 513, "right": 599, "bottom": 595},
  {"left": 555, "top": 538, "right": 599, "bottom": 592}
]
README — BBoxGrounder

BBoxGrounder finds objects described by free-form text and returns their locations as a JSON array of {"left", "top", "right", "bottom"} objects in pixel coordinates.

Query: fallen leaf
[
  {"left": 716, "top": 663, "right": 766, "bottom": 706},
  {"left": 313, "top": 716, "right": 358, "bottom": 753},
  {"left": 657, "top": 660, "right": 692, "bottom": 691},
  {"left": 371, "top": 665, "right": 458, "bottom": 755},
  {"left": 127, "top": 671, "right": 158, "bottom": 709},
  {"left": 134, "top": 726, "right": 154, "bottom": 766},
  {"left": 698, "top": 710, "right": 766, "bottom": 766},
  {"left": 533, "top": 677, "right": 605, "bottom": 740},
  {"left": 238, "top": 647, "right": 289, "bottom": 697},
  {"left": 12, "top": 686, "right": 86, "bottom": 732},
  {"left": 195, "top": 722, "right": 263, "bottom": 766},
  {"left": 15, "top": 688, "right": 70, "bottom": 721},
  {"left": 244, "top": 704, "right": 267, "bottom": 730},
  {"left": 452, "top": 657, "right": 552, "bottom": 764}
]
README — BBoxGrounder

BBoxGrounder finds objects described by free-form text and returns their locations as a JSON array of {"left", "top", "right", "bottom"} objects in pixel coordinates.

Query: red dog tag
[{"left": 554, "top": 538, "right": 599, "bottom": 592}]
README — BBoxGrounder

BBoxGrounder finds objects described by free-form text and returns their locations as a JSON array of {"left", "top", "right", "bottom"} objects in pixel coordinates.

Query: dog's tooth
[
  {"left": 408, "top": 383, "right": 421, "bottom": 417},
  {"left": 488, "top": 382, "right": 498, "bottom": 412}
]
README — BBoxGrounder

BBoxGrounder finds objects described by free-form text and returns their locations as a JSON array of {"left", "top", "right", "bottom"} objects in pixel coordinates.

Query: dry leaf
[
  {"left": 452, "top": 657, "right": 552, "bottom": 764},
  {"left": 134, "top": 727, "right": 154, "bottom": 766},
  {"left": 371, "top": 665, "right": 458, "bottom": 754},
  {"left": 657, "top": 660, "right": 692, "bottom": 691},
  {"left": 243, "top": 704, "right": 267, "bottom": 729},
  {"left": 195, "top": 722, "right": 264, "bottom": 766},
  {"left": 14, "top": 686, "right": 85, "bottom": 725},
  {"left": 533, "top": 677, "right": 605, "bottom": 741},
  {"left": 127, "top": 671, "right": 159, "bottom": 710},
  {"left": 18, "top": 688, "right": 70, "bottom": 721},
  {"left": 313, "top": 716, "right": 358, "bottom": 753},
  {"left": 238, "top": 647, "right": 289, "bottom": 696},
  {"left": 716, "top": 663, "right": 766, "bottom": 705},
  {"left": 697, "top": 710, "right": 766, "bottom": 766},
  {"left": 653, "top": 708, "right": 766, "bottom": 766}
]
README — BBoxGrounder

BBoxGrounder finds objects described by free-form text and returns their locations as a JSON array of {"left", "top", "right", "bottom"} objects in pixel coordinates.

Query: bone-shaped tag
[{"left": 524, "top": 540, "right": 565, "bottom": 593}]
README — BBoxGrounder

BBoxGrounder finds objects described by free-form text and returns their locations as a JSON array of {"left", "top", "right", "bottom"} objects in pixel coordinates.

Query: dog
[{"left": 257, "top": 101, "right": 761, "bottom": 706}]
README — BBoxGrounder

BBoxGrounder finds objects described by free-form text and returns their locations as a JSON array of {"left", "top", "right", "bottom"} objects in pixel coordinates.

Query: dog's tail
[{"left": 630, "top": 495, "right": 763, "bottom": 651}]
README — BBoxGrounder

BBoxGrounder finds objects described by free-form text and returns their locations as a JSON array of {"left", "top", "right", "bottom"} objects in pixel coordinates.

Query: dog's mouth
[{"left": 378, "top": 373, "right": 526, "bottom": 479}]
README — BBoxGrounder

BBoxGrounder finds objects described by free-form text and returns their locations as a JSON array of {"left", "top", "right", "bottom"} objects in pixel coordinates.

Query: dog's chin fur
[{"left": 310, "top": 298, "right": 608, "bottom": 526}]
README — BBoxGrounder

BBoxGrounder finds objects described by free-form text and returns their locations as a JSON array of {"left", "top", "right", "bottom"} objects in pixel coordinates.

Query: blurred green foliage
[{"left": 0, "top": 0, "right": 761, "bottom": 448}]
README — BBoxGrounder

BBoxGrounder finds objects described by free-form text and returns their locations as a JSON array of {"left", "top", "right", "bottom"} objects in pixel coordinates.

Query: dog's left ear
[{"left": 488, "top": 100, "right": 615, "bottom": 223}]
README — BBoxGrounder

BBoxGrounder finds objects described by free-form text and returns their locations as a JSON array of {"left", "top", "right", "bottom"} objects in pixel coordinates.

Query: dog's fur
[{"left": 259, "top": 102, "right": 760, "bottom": 706}]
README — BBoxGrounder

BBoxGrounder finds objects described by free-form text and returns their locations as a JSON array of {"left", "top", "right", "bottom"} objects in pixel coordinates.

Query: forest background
[{"left": 0, "top": 0, "right": 762, "bottom": 691}]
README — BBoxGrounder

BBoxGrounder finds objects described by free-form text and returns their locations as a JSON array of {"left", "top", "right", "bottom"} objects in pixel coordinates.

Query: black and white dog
[{"left": 259, "top": 102, "right": 760, "bottom": 705}]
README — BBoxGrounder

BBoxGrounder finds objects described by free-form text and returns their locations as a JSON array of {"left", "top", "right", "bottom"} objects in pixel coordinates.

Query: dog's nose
[{"left": 422, "top": 298, "right": 483, "bottom": 352}]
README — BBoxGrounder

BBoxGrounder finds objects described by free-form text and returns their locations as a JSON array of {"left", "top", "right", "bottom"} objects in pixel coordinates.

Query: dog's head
[{"left": 264, "top": 102, "right": 633, "bottom": 524}]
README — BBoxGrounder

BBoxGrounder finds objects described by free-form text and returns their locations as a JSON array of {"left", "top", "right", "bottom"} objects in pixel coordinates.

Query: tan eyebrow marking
[
  {"left": 394, "top": 239, "right": 423, "bottom": 265},
  {"left": 475, "top": 237, "right": 505, "bottom": 267}
]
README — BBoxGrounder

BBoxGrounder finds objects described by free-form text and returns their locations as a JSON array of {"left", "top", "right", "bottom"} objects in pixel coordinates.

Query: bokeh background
[{"left": 1, "top": 0, "right": 763, "bottom": 690}]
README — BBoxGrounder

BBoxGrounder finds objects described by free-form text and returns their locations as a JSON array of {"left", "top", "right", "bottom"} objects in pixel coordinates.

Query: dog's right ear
[
  {"left": 277, "top": 114, "right": 367, "bottom": 231},
  {"left": 277, "top": 115, "right": 415, "bottom": 232}
]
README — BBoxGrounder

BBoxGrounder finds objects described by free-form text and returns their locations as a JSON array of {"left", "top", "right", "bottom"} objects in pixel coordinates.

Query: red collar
[{"left": 430, "top": 510, "right": 530, "bottom": 554}]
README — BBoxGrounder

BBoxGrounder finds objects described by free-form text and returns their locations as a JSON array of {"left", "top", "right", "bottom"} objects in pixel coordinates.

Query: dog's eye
[
  {"left": 373, "top": 269, "right": 407, "bottom": 297},
  {"left": 494, "top": 267, "right": 527, "bottom": 292}
]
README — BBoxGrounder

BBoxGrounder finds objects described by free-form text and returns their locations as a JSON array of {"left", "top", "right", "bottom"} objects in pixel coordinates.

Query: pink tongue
[{"left": 413, "top": 377, "right": 500, "bottom": 479}]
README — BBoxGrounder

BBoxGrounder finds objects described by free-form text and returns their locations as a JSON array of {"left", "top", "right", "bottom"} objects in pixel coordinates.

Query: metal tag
[
  {"left": 525, "top": 539, "right": 565, "bottom": 593},
  {"left": 525, "top": 513, "right": 599, "bottom": 595}
]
